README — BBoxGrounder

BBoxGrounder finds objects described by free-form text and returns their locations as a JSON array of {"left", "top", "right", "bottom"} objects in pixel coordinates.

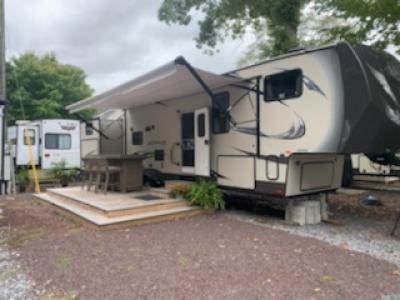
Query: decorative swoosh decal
[
  {"left": 230, "top": 102, "right": 306, "bottom": 140},
  {"left": 302, "top": 74, "right": 327, "bottom": 98},
  {"left": 234, "top": 148, "right": 289, "bottom": 164},
  {"left": 210, "top": 170, "right": 229, "bottom": 179}
]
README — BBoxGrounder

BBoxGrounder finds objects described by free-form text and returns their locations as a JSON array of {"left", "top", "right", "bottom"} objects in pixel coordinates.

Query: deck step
[
  {"left": 46, "top": 188, "right": 190, "bottom": 218},
  {"left": 34, "top": 193, "right": 206, "bottom": 230}
]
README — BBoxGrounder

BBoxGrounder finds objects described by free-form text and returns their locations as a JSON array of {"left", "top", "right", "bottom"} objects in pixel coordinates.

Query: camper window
[
  {"left": 132, "top": 131, "right": 143, "bottom": 145},
  {"left": 85, "top": 123, "right": 94, "bottom": 135},
  {"left": 212, "top": 92, "right": 230, "bottom": 134},
  {"left": 23, "top": 129, "right": 35, "bottom": 145},
  {"left": 45, "top": 134, "right": 71, "bottom": 150},
  {"left": 264, "top": 69, "right": 302, "bottom": 102}
]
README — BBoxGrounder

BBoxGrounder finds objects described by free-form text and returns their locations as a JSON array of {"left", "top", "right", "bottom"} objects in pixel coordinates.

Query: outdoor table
[{"left": 84, "top": 154, "right": 146, "bottom": 193}]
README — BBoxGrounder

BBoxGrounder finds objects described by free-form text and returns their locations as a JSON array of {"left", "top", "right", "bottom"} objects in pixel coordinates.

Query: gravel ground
[
  {"left": 229, "top": 189, "right": 400, "bottom": 267},
  {"left": 0, "top": 193, "right": 399, "bottom": 299}
]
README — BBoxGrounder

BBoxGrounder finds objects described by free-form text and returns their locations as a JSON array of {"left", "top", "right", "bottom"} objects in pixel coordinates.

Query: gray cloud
[{"left": 5, "top": 0, "right": 254, "bottom": 94}]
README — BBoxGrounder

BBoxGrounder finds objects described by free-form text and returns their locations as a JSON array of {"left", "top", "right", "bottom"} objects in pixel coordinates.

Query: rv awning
[{"left": 67, "top": 56, "right": 247, "bottom": 113}]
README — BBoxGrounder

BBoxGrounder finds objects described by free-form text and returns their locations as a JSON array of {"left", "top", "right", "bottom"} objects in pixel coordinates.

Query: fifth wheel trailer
[
  {"left": 67, "top": 42, "right": 400, "bottom": 199},
  {"left": 8, "top": 119, "right": 81, "bottom": 169}
]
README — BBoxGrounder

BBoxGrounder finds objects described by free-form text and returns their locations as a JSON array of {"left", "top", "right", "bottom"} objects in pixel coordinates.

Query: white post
[{"left": 0, "top": 0, "right": 7, "bottom": 193}]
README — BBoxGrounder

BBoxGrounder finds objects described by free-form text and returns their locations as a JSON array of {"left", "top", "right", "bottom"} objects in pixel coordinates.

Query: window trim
[
  {"left": 212, "top": 91, "right": 230, "bottom": 134},
  {"left": 44, "top": 133, "right": 72, "bottom": 150},
  {"left": 264, "top": 69, "right": 303, "bottom": 102}
]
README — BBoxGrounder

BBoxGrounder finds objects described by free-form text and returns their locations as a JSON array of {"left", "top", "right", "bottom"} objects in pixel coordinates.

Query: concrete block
[
  {"left": 285, "top": 194, "right": 328, "bottom": 225},
  {"left": 289, "top": 204, "right": 306, "bottom": 226}
]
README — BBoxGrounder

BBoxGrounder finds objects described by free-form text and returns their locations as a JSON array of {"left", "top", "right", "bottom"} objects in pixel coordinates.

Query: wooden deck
[{"left": 34, "top": 186, "right": 208, "bottom": 230}]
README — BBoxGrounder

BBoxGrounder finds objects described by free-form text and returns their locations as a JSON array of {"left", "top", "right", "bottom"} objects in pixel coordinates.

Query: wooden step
[
  {"left": 46, "top": 188, "right": 190, "bottom": 218},
  {"left": 34, "top": 193, "right": 206, "bottom": 230}
]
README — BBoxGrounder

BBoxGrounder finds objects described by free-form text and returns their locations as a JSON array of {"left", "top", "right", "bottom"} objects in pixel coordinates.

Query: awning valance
[{"left": 67, "top": 56, "right": 246, "bottom": 113}]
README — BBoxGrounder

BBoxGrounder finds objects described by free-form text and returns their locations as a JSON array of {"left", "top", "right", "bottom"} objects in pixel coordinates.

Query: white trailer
[
  {"left": 8, "top": 119, "right": 81, "bottom": 169},
  {"left": 67, "top": 42, "right": 400, "bottom": 199}
]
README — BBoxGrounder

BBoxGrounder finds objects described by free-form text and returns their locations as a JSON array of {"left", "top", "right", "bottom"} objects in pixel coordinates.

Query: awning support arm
[
  {"left": 71, "top": 111, "right": 110, "bottom": 140},
  {"left": 174, "top": 56, "right": 215, "bottom": 99}
]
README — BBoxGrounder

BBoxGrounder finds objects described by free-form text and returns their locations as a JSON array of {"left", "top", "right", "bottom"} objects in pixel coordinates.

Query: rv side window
[
  {"left": 23, "top": 129, "right": 35, "bottom": 146},
  {"left": 132, "top": 131, "right": 143, "bottom": 145},
  {"left": 85, "top": 123, "right": 94, "bottom": 135},
  {"left": 45, "top": 134, "right": 71, "bottom": 150},
  {"left": 212, "top": 92, "right": 230, "bottom": 134},
  {"left": 264, "top": 69, "right": 302, "bottom": 102}
]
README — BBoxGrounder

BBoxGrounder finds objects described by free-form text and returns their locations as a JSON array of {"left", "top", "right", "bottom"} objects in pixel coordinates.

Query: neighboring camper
[
  {"left": 67, "top": 42, "right": 400, "bottom": 199},
  {"left": 351, "top": 154, "right": 400, "bottom": 177},
  {"left": 8, "top": 119, "right": 81, "bottom": 169},
  {"left": 80, "top": 109, "right": 125, "bottom": 158}
]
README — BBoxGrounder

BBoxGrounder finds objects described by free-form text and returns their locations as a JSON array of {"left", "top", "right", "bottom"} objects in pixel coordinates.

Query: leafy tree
[
  {"left": 158, "top": 0, "right": 307, "bottom": 57},
  {"left": 313, "top": 0, "right": 400, "bottom": 54},
  {"left": 6, "top": 52, "right": 94, "bottom": 124}
]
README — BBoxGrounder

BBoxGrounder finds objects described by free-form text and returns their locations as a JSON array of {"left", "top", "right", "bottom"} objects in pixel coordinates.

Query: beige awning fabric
[{"left": 67, "top": 57, "right": 246, "bottom": 113}]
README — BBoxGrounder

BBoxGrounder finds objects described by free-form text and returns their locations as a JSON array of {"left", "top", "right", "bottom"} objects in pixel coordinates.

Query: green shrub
[
  {"left": 16, "top": 168, "right": 29, "bottom": 185},
  {"left": 50, "top": 160, "right": 77, "bottom": 186},
  {"left": 187, "top": 180, "right": 225, "bottom": 210}
]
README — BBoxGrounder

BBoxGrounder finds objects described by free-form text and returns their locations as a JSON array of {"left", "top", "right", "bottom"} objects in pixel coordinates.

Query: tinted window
[
  {"left": 154, "top": 149, "right": 164, "bottom": 161},
  {"left": 23, "top": 129, "right": 35, "bottom": 146},
  {"left": 132, "top": 131, "right": 143, "bottom": 145},
  {"left": 45, "top": 134, "right": 71, "bottom": 150},
  {"left": 197, "top": 113, "right": 205, "bottom": 137},
  {"left": 264, "top": 69, "right": 302, "bottom": 102},
  {"left": 212, "top": 92, "right": 230, "bottom": 134},
  {"left": 85, "top": 122, "right": 94, "bottom": 135}
]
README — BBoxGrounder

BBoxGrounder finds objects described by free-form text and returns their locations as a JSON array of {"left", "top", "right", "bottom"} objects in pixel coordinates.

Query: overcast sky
[{"left": 5, "top": 0, "right": 254, "bottom": 95}]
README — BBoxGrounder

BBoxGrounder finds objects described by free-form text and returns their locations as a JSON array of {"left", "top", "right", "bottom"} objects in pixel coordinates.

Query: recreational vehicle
[
  {"left": 8, "top": 119, "right": 81, "bottom": 170},
  {"left": 67, "top": 42, "right": 400, "bottom": 199},
  {"left": 351, "top": 153, "right": 400, "bottom": 177},
  {"left": 80, "top": 109, "right": 125, "bottom": 158}
]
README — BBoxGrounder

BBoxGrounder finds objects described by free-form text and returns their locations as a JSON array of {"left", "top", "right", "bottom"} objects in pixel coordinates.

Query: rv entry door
[{"left": 194, "top": 107, "right": 210, "bottom": 177}]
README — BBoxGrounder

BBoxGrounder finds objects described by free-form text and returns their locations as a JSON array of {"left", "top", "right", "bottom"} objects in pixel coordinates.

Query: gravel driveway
[{"left": 0, "top": 193, "right": 400, "bottom": 299}]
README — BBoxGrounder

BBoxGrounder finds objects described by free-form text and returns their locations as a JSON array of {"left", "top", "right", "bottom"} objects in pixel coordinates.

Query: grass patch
[
  {"left": 126, "top": 264, "right": 137, "bottom": 273},
  {"left": 177, "top": 256, "right": 191, "bottom": 268},
  {"left": 55, "top": 254, "right": 72, "bottom": 270},
  {"left": 39, "top": 290, "right": 78, "bottom": 300},
  {"left": 0, "top": 268, "right": 18, "bottom": 283},
  {"left": 5, "top": 227, "right": 47, "bottom": 248}
]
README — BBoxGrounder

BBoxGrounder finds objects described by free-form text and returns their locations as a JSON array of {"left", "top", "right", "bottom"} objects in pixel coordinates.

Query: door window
[
  {"left": 197, "top": 113, "right": 205, "bottom": 137},
  {"left": 23, "top": 129, "right": 35, "bottom": 145}
]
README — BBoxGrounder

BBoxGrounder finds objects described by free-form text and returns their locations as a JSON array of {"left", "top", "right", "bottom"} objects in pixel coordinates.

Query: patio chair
[
  {"left": 81, "top": 156, "right": 96, "bottom": 191},
  {"left": 93, "top": 158, "right": 121, "bottom": 194}
]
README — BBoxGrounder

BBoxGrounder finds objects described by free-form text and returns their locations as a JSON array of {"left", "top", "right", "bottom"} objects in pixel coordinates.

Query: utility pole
[{"left": 0, "top": 0, "right": 6, "bottom": 192}]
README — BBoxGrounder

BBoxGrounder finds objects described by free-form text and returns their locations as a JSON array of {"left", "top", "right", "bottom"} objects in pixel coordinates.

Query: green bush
[
  {"left": 50, "top": 160, "right": 77, "bottom": 186},
  {"left": 16, "top": 168, "right": 29, "bottom": 185},
  {"left": 187, "top": 180, "right": 225, "bottom": 210}
]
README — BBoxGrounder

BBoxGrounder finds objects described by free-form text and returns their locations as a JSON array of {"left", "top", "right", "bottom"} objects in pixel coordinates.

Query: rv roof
[{"left": 67, "top": 57, "right": 248, "bottom": 113}]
